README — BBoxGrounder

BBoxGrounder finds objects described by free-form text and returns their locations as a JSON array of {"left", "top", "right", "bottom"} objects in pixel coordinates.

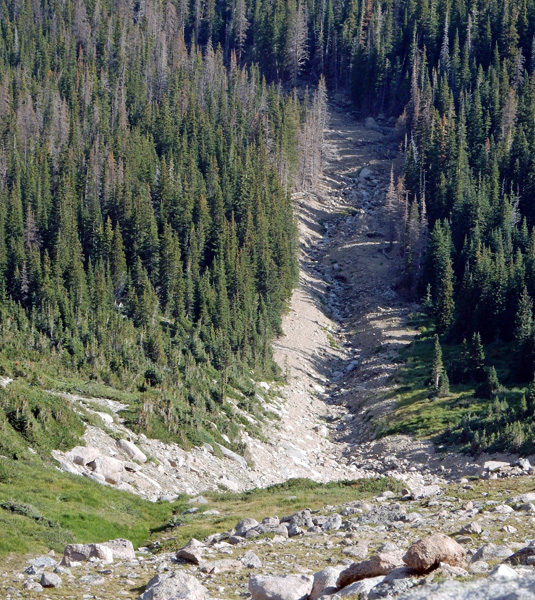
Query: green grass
[
  {"left": 376, "top": 314, "right": 528, "bottom": 447},
  {"left": 0, "top": 458, "right": 403, "bottom": 558},
  {"left": 0, "top": 458, "right": 179, "bottom": 556},
  {"left": 153, "top": 476, "right": 404, "bottom": 552}
]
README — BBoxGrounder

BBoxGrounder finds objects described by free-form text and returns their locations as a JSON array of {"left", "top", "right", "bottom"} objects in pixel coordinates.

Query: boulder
[
  {"left": 359, "top": 167, "right": 373, "bottom": 181},
  {"left": 241, "top": 551, "right": 262, "bottom": 568},
  {"left": 188, "top": 496, "right": 209, "bottom": 505},
  {"left": 87, "top": 455, "right": 124, "bottom": 484},
  {"left": 507, "top": 542, "right": 535, "bottom": 565},
  {"left": 40, "top": 572, "right": 62, "bottom": 588},
  {"left": 490, "top": 564, "right": 518, "bottom": 580},
  {"left": 139, "top": 572, "right": 207, "bottom": 600},
  {"left": 310, "top": 567, "right": 344, "bottom": 600},
  {"left": 103, "top": 538, "right": 136, "bottom": 561},
  {"left": 472, "top": 544, "right": 514, "bottom": 563},
  {"left": 249, "top": 574, "right": 314, "bottom": 600},
  {"left": 321, "top": 514, "right": 342, "bottom": 531},
  {"left": 235, "top": 518, "right": 260, "bottom": 537},
  {"left": 403, "top": 484, "right": 441, "bottom": 500},
  {"left": 62, "top": 543, "right": 113, "bottom": 566},
  {"left": 66, "top": 446, "right": 100, "bottom": 466},
  {"left": 200, "top": 559, "right": 243, "bottom": 574},
  {"left": 395, "top": 572, "right": 535, "bottom": 600},
  {"left": 117, "top": 439, "right": 147, "bottom": 463},
  {"left": 403, "top": 534, "right": 465, "bottom": 573},
  {"left": 176, "top": 538, "right": 205, "bottom": 565},
  {"left": 460, "top": 522, "right": 482, "bottom": 535},
  {"left": 337, "top": 550, "right": 405, "bottom": 588},
  {"left": 338, "top": 575, "right": 385, "bottom": 597},
  {"left": 509, "top": 492, "right": 535, "bottom": 504}
]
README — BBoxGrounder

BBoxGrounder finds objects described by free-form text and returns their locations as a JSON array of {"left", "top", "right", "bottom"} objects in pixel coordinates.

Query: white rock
[
  {"left": 102, "top": 539, "right": 136, "bottom": 561},
  {"left": 117, "top": 439, "right": 147, "bottom": 463},
  {"left": 249, "top": 574, "right": 314, "bottom": 600},
  {"left": 490, "top": 564, "right": 518, "bottom": 580},
  {"left": 310, "top": 567, "right": 344, "bottom": 600},
  {"left": 139, "top": 572, "right": 207, "bottom": 600},
  {"left": 87, "top": 455, "right": 124, "bottom": 484},
  {"left": 65, "top": 446, "right": 100, "bottom": 466}
]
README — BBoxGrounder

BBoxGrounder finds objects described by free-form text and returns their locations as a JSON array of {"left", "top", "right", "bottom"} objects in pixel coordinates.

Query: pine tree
[{"left": 431, "top": 334, "right": 444, "bottom": 392}]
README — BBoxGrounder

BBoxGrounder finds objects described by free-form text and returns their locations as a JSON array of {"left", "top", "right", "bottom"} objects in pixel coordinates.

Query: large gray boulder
[
  {"left": 249, "top": 574, "right": 314, "bottom": 600},
  {"left": 310, "top": 567, "right": 344, "bottom": 600},
  {"left": 87, "top": 455, "right": 124, "bottom": 484},
  {"left": 139, "top": 572, "right": 207, "bottom": 600},
  {"left": 472, "top": 543, "right": 514, "bottom": 563},
  {"left": 397, "top": 573, "right": 535, "bottom": 599},
  {"left": 66, "top": 446, "right": 100, "bottom": 466},
  {"left": 103, "top": 538, "right": 136, "bottom": 561},
  {"left": 40, "top": 572, "right": 62, "bottom": 588},
  {"left": 62, "top": 543, "right": 113, "bottom": 566},
  {"left": 176, "top": 538, "right": 205, "bottom": 565},
  {"left": 235, "top": 518, "right": 259, "bottom": 537}
]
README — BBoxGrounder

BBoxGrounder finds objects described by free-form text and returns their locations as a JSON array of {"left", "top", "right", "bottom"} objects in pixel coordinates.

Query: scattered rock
[
  {"left": 507, "top": 542, "right": 535, "bottom": 565},
  {"left": 460, "top": 522, "right": 481, "bottom": 535},
  {"left": 201, "top": 559, "right": 243, "bottom": 574},
  {"left": 78, "top": 574, "right": 106, "bottom": 585},
  {"left": 338, "top": 575, "right": 385, "bottom": 597},
  {"left": 403, "top": 484, "right": 441, "bottom": 500},
  {"left": 396, "top": 572, "right": 535, "bottom": 599},
  {"left": 403, "top": 534, "right": 465, "bottom": 573},
  {"left": 217, "top": 443, "right": 248, "bottom": 469},
  {"left": 490, "top": 564, "right": 518, "bottom": 580},
  {"left": 28, "top": 556, "right": 57, "bottom": 568},
  {"left": 189, "top": 496, "right": 209, "bottom": 505}
]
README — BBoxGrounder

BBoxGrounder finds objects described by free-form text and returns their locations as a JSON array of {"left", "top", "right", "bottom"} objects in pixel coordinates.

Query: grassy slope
[
  {"left": 376, "top": 313, "right": 528, "bottom": 449},
  {"left": 0, "top": 456, "right": 403, "bottom": 558}
]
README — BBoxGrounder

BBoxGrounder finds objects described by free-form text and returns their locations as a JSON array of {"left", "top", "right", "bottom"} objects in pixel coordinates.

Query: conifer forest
[{"left": 4, "top": 0, "right": 535, "bottom": 491}]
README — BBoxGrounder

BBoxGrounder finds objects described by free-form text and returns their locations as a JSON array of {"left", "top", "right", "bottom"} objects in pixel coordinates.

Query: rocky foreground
[{"left": 5, "top": 471, "right": 535, "bottom": 600}]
